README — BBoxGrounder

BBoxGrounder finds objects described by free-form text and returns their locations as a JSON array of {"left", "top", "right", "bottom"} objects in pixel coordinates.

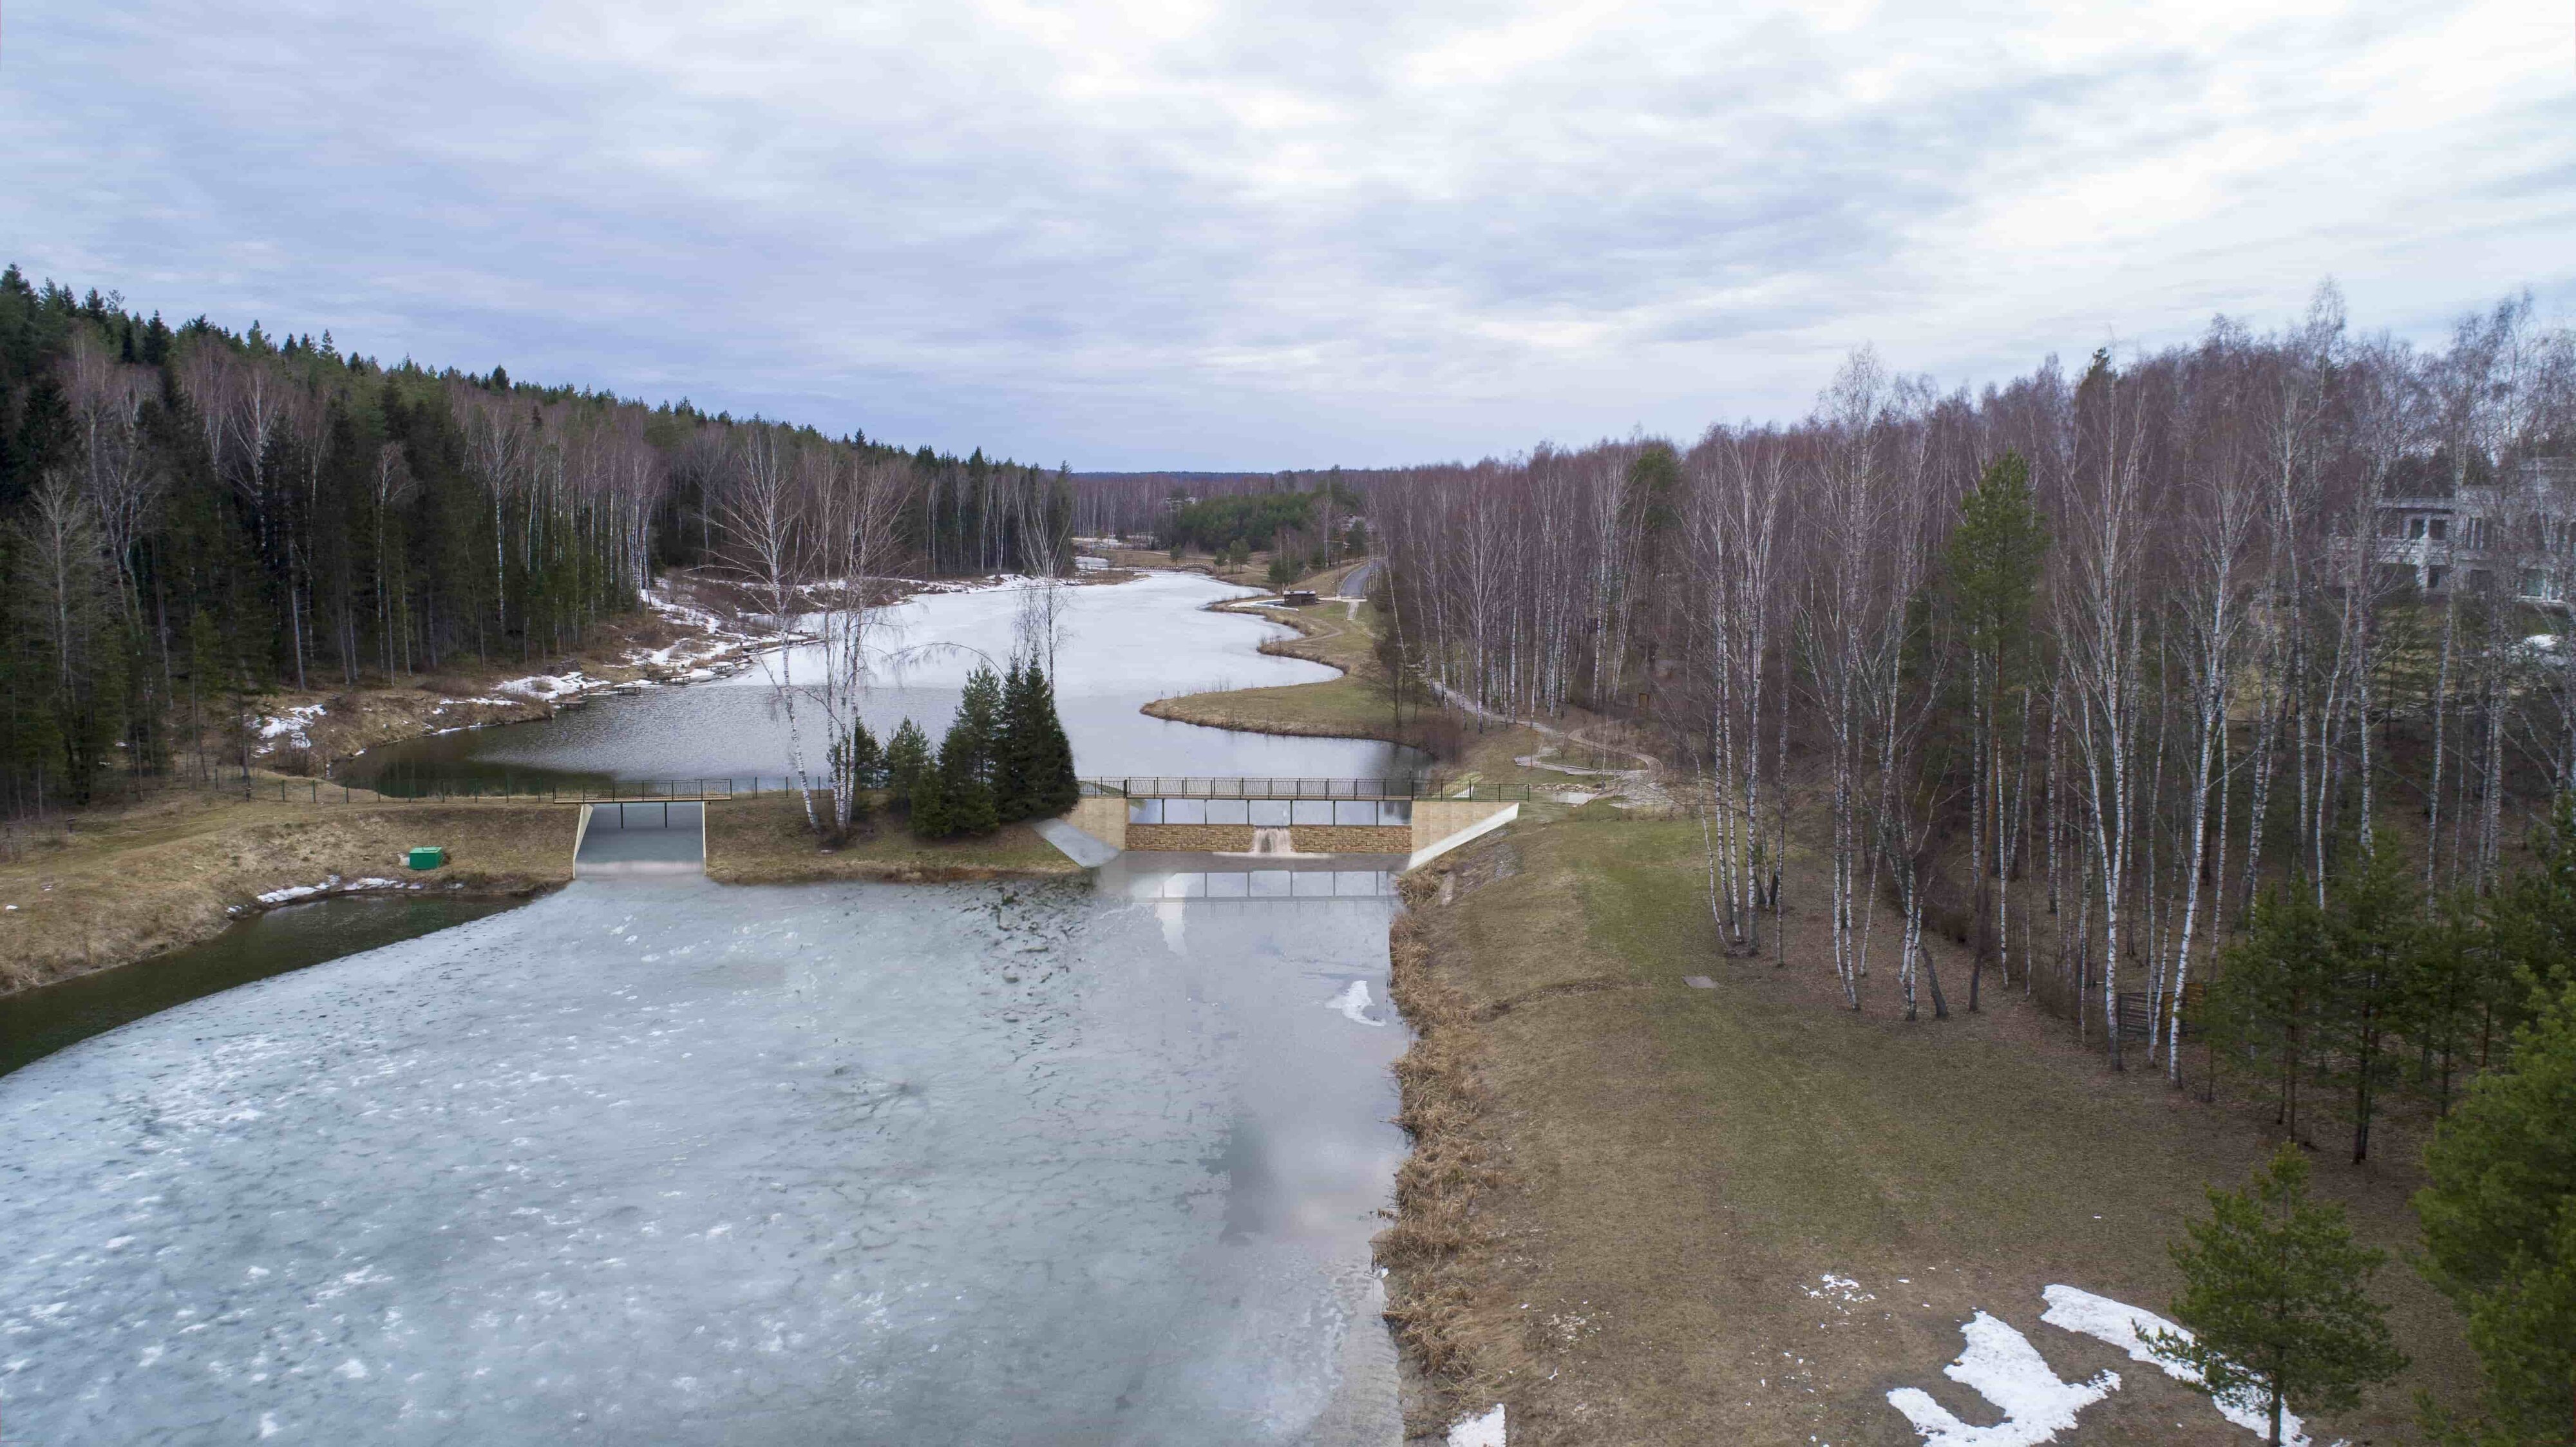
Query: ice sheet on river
[{"left": 0, "top": 872, "right": 1408, "bottom": 1444}]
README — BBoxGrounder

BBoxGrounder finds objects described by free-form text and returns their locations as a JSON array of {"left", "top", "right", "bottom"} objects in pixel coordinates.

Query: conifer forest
[{"left": 0, "top": 268, "right": 1075, "bottom": 814}]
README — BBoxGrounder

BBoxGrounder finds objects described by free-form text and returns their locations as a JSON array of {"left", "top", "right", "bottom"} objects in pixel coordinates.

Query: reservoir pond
[
  {"left": 0, "top": 572, "right": 1417, "bottom": 1444},
  {"left": 346, "top": 572, "right": 1423, "bottom": 791}
]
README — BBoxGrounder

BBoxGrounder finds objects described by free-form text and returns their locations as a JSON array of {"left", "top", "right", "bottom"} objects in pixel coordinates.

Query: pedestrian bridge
[
  {"left": 1054, "top": 777, "right": 1519, "bottom": 869},
  {"left": 553, "top": 777, "right": 1521, "bottom": 877}
]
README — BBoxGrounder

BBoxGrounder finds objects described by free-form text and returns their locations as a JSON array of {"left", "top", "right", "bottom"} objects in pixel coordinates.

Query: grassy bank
[
  {"left": 0, "top": 786, "right": 573, "bottom": 994},
  {"left": 1378, "top": 808, "right": 2476, "bottom": 1445},
  {"left": 1135, "top": 588, "right": 1503, "bottom": 770},
  {"left": 703, "top": 791, "right": 1081, "bottom": 884}
]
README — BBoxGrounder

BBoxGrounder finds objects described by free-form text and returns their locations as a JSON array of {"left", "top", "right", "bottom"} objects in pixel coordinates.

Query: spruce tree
[
  {"left": 949, "top": 665, "right": 1003, "bottom": 788},
  {"left": 884, "top": 719, "right": 931, "bottom": 813},
  {"left": 992, "top": 659, "right": 1036, "bottom": 822},
  {"left": 1023, "top": 663, "right": 1079, "bottom": 817},
  {"left": 2148, "top": 1144, "right": 2407, "bottom": 1445},
  {"left": 938, "top": 723, "right": 998, "bottom": 835},
  {"left": 2416, "top": 976, "right": 2576, "bottom": 1446},
  {"left": 829, "top": 717, "right": 882, "bottom": 820},
  {"left": 907, "top": 748, "right": 952, "bottom": 838}
]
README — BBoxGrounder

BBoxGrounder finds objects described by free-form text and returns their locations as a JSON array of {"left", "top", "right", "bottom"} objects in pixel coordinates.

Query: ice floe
[{"left": 1327, "top": 979, "right": 1387, "bottom": 1026}]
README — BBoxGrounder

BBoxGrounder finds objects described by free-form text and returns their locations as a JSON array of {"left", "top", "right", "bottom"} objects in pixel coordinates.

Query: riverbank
[
  {"left": 704, "top": 791, "right": 1083, "bottom": 883},
  {"left": 1374, "top": 808, "right": 2477, "bottom": 1445},
  {"left": 0, "top": 787, "right": 1101, "bottom": 994},
  {"left": 234, "top": 578, "right": 777, "bottom": 777},
  {"left": 0, "top": 788, "right": 574, "bottom": 994},
  {"left": 1136, "top": 584, "right": 1495, "bottom": 768}
]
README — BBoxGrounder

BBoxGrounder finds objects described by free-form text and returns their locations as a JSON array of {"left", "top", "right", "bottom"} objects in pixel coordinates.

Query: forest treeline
[
  {"left": 1374, "top": 283, "right": 2575, "bottom": 1062},
  {"left": 0, "top": 267, "right": 1074, "bottom": 813},
  {"left": 1374, "top": 281, "right": 2576, "bottom": 1441},
  {"left": 1070, "top": 468, "right": 1384, "bottom": 549}
]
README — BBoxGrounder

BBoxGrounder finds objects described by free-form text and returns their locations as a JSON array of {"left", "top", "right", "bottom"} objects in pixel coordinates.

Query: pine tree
[
  {"left": 2211, "top": 887, "right": 2334, "bottom": 1142},
  {"left": 884, "top": 719, "right": 931, "bottom": 812},
  {"left": 2318, "top": 846, "right": 2420, "bottom": 1164},
  {"left": 2148, "top": 1144, "right": 2407, "bottom": 1445},
  {"left": 2416, "top": 976, "right": 2576, "bottom": 1446},
  {"left": 1938, "top": 449, "right": 2045, "bottom": 1008}
]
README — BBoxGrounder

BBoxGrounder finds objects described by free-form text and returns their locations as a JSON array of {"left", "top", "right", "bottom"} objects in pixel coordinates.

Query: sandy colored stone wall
[
  {"left": 1410, "top": 800, "right": 1517, "bottom": 851},
  {"left": 1289, "top": 825, "right": 1414, "bottom": 854},
  {"left": 1067, "top": 796, "right": 1128, "bottom": 849},
  {"left": 1126, "top": 824, "right": 1256, "bottom": 852}
]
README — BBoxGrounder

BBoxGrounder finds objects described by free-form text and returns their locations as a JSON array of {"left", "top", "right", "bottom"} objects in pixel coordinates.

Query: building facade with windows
[{"left": 2367, "top": 458, "right": 2576, "bottom": 602}]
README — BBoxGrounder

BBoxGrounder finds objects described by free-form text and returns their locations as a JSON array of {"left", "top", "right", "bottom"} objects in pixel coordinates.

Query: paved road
[{"left": 1336, "top": 559, "right": 1381, "bottom": 599}]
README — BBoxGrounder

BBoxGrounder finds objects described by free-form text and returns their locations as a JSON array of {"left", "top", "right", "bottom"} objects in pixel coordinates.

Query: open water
[{"left": 0, "top": 572, "right": 1414, "bottom": 1444}]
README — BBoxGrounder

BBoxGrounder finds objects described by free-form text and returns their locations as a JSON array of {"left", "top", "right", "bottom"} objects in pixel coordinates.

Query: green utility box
[{"left": 406, "top": 846, "right": 446, "bottom": 870}]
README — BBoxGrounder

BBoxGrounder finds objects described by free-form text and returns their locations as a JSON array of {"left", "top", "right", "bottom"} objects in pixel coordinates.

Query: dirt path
[{"left": 1425, "top": 680, "right": 1674, "bottom": 810}]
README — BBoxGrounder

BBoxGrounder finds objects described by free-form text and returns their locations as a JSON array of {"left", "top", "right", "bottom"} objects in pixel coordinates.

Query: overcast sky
[{"left": 7, "top": 1, "right": 2571, "bottom": 469}]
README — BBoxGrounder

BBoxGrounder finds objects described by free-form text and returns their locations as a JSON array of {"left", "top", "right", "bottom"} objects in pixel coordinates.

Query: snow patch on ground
[
  {"left": 1888, "top": 1310, "right": 2117, "bottom": 1446},
  {"left": 1805, "top": 1272, "right": 1875, "bottom": 1306},
  {"left": 1875, "top": 1282, "right": 2333, "bottom": 1446},
  {"left": 251, "top": 705, "right": 328, "bottom": 755},
  {"left": 253, "top": 876, "right": 421, "bottom": 907},
  {"left": 494, "top": 670, "right": 605, "bottom": 700},
  {"left": 1446, "top": 1403, "right": 1505, "bottom": 1446},
  {"left": 1327, "top": 980, "right": 1386, "bottom": 1027},
  {"left": 2041, "top": 1285, "right": 2317, "bottom": 1445}
]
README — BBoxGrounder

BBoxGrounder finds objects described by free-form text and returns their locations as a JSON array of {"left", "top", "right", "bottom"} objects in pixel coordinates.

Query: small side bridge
[{"left": 1061, "top": 777, "right": 1519, "bottom": 867}]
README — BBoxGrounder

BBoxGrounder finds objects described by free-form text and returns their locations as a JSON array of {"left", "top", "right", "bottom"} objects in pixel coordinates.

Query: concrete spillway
[{"left": 573, "top": 800, "right": 706, "bottom": 877}]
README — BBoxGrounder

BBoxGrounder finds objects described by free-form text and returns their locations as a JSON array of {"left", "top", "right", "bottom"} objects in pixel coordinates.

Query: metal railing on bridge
[
  {"left": 1079, "top": 776, "right": 1539, "bottom": 802},
  {"left": 98, "top": 771, "right": 1542, "bottom": 808}
]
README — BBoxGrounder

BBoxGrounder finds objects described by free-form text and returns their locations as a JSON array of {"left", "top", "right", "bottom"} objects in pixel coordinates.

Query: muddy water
[{"left": 0, "top": 572, "right": 1417, "bottom": 1444}]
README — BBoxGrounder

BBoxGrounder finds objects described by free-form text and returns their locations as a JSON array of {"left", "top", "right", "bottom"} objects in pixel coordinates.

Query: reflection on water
[
  {"left": 0, "top": 893, "right": 526, "bottom": 1078},
  {"left": 1128, "top": 867, "right": 1401, "bottom": 900},
  {"left": 347, "top": 573, "right": 1424, "bottom": 792},
  {"left": 0, "top": 867, "right": 1409, "bottom": 1443}
]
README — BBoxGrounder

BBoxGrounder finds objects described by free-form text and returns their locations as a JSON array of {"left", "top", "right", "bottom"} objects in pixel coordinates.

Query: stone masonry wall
[
  {"left": 1288, "top": 825, "right": 1415, "bottom": 855},
  {"left": 1125, "top": 824, "right": 1256, "bottom": 852}
]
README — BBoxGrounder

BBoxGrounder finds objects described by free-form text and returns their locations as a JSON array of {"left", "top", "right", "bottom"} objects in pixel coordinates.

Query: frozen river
[
  {"left": 348, "top": 571, "right": 1422, "bottom": 791},
  {"left": 0, "top": 571, "right": 1417, "bottom": 1444}
]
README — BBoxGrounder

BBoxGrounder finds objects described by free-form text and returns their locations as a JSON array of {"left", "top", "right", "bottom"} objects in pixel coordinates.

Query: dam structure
[{"left": 1052, "top": 777, "right": 1519, "bottom": 868}]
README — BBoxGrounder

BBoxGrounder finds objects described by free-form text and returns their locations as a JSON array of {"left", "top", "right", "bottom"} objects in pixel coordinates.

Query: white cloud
[{"left": 5, "top": 0, "right": 2569, "bottom": 467}]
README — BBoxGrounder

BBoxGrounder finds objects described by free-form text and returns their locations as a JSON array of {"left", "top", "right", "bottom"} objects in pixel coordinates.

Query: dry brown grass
[
  {"left": 701, "top": 792, "right": 1081, "bottom": 884},
  {"left": 0, "top": 788, "right": 573, "bottom": 994},
  {"left": 1378, "top": 811, "right": 2479, "bottom": 1446}
]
